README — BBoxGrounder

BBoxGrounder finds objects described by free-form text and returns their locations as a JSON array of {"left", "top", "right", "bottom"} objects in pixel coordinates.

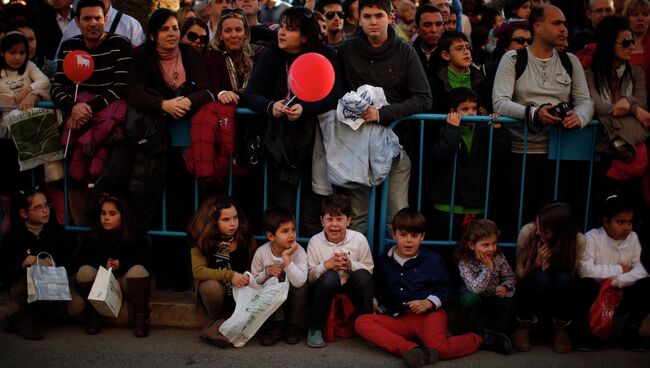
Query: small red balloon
[
  {"left": 288, "top": 52, "right": 335, "bottom": 102},
  {"left": 63, "top": 50, "right": 94, "bottom": 83}
]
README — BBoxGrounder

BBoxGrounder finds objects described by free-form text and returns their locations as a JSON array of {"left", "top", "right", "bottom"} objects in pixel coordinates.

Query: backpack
[{"left": 514, "top": 48, "right": 574, "bottom": 80}]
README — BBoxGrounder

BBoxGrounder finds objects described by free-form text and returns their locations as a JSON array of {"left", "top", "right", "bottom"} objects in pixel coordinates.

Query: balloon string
[
  {"left": 64, "top": 83, "right": 79, "bottom": 158},
  {"left": 283, "top": 95, "right": 296, "bottom": 110}
]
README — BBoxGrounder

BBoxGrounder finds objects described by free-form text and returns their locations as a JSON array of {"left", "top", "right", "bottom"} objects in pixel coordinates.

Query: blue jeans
[{"left": 516, "top": 269, "right": 576, "bottom": 322}]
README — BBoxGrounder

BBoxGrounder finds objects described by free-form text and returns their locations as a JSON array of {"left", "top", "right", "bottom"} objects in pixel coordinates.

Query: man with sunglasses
[
  {"left": 316, "top": 0, "right": 346, "bottom": 48},
  {"left": 571, "top": 0, "right": 614, "bottom": 52}
]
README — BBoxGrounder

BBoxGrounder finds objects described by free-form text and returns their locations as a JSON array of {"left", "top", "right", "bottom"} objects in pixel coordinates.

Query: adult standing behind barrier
[
  {"left": 126, "top": 8, "right": 214, "bottom": 233},
  {"left": 51, "top": 0, "right": 132, "bottom": 227},
  {"left": 242, "top": 7, "right": 342, "bottom": 237},
  {"left": 625, "top": 0, "right": 650, "bottom": 102},
  {"left": 513, "top": 202, "right": 585, "bottom": 353},
  {"left": 336, "top": 0, "right": 432, "bottom": 236},
  {"left": 585, "top": 15, "right": 650, "bottom": 223},
  {"left": 492, "top": 4, "right": 594, "bottom": 238}
]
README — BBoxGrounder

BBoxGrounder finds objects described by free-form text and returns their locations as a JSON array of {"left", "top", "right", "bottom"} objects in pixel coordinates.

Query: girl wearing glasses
[
  {"left": 181, "top": 17, "right": 211, "bottom": 53},
  {"left": 242, "top": 7, "right": 342, "bottom": 237},
  {"left": 204, "top": 8, "right": 254, "bottom": 105},
  {"left": 0, "top": 188, "right": 84, "bottom": 340}
]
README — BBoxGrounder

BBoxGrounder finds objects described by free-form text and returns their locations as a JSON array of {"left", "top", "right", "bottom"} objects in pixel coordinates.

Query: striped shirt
[{"left": 51, "top": 33, "right": 131, "bottom": 113}]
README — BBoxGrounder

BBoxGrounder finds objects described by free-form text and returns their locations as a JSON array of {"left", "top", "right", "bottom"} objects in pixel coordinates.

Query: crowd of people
[{"left": 0, "top": 0, "right": 649, "bottom": 366}]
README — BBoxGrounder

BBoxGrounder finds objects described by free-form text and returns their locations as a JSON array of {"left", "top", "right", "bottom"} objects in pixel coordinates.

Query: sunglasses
[
  {"left": 511, "top": 37, "right": 533, "bottom": 45},
  {"left": 186, "top": 31, "right": 209, "bottom": 44},
  {"left": 616, "top": 38, "right": 635, "bottom": 48},
  {"left": 220, "top": 8, "right": 246, "bottom": 18},
  {"left": 325, "top": 11, "right": 345, "bottom": 20}
]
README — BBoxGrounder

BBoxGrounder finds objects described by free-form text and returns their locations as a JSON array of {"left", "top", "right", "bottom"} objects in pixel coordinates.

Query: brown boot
[
  {"left": 553, "top": 319, "right": 572, "bottom": 353},
  {"left": 76, "top": 281, "right": 102, "bottom": 335},
  {"left": 127, "top": 277, "right": 151, "bottom": 337},
  {"left": 512, "top": 317, "right": 535, "bottom": 352},
  {"left": 199, "top": 319, "right": 230, "bottom": 348}
]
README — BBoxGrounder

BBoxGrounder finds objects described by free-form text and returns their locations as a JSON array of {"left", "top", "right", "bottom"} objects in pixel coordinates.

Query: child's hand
[
  {"left": 18, "top": 94, "right": 37, "bottom": 110},
  {"left": 495, "top": 285, "right": 507, "bottom": 298},
  {"left": 14, "top": 87, "right": 32, "bottom": 103},
  {"left": 106, "top": 258, "right": 120, "bottom": 270},
  {"left": 231, "top": 272, "right": 250, "bottom": 287},
  {"left": 488, "top": 113, "right": 502, "bottom": 128},
  {"left": 22, "top": 255, "right": 37, "bottom": 268},
  {"left": 475, "top": 250, "right": 494, "bottom": 269},
  {"left": 407, "top": 300, "right": 433, "bottom": 314},
  {"left": 620, "top": 263, "right": 632, "bottom": 273},
  {"left": 266, "top": 264, "right": 284, "bottom": 278},
  {"left": 282, "top": 242, "right": 298, "bottom": 258},
  {"left": 334, "top": 252, "right": 352, "bottom": 270},
  {"left": 446, "top": 112, "right": 461, "bottom": 127},
  {"left": 478, "top": 107, "right": 488, "bottom": 116}
]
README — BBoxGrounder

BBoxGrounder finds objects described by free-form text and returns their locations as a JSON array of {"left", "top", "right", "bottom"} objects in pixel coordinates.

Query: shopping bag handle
[
  {"left": 243, "top": 271, "right": 260, "bottom": 289},
  {"left": 33, "top": 252, "right": 56, "bottom": 267}
]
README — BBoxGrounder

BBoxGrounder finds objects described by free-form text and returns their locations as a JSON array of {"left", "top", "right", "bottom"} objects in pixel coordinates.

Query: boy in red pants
[{"left": 355, "top": 208, "right": 511, "bottom": 368}]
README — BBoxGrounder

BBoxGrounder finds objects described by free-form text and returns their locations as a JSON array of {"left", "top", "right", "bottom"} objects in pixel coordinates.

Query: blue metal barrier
[
  {"left": 376, "top": 114, "right": 601, "bottom": 255},
  {"left": 32, "top": 101, "right": 601, "bottom": 254}
]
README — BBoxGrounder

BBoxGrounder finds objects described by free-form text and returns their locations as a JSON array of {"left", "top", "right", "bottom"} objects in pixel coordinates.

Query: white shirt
[
  {"left": 56, "top": 11, "right": 73, "bottom": 33},
  {"left": 250, "top": 241, "right": 308, "bottom": 288},
  {"left": 307, "top": 229, "right": 374, "bottom": 285},
  {"left": 578, "top": 227, "right": 648, "bottom": 288},
  {"left": 58, "top": 5, "right": 145, "bottom": 54}
]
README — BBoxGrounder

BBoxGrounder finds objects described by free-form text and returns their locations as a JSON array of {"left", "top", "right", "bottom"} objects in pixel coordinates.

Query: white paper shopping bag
[{"left": 88, "top": 266, "right": 122, "bottom": 318}]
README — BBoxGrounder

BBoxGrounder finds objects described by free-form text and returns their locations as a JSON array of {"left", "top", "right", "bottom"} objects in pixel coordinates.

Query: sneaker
[
  {"left": 261, "top": 326, "right": 283, "bottom": 346},
  {"left": 403, "top": 347, "right": 438, "bottom": 368},
  {"left": 306, "top": 329, "right": 325, "bottom": 348},
  {"left": 478, "top": 329, "right": 512, "bottom": 355},
  {"left": 285, "top": 324, "right": 300, "bottom": 345}
]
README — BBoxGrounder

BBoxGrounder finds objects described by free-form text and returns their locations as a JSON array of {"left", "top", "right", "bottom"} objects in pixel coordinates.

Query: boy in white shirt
[
  {"left": 251, "top": 207, "right": 308, "bottom": 346},
  {"left": 306, "top": 194, "right": 374, "bottom": 348}
]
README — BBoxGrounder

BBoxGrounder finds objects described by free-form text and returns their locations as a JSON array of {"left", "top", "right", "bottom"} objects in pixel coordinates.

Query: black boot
[
  {"left": 77, "top": 281, "right": 102, "bottom": 335},
  {"left": 7, "top": 307, "right": 44, "bottom": 340},
  {"left": 127, "top": 277, "right": 151, "bottom": 337}
]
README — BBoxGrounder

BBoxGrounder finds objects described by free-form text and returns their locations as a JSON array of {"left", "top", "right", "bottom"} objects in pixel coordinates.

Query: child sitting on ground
[
  {"left": 306, "top": 194, "right": 374, "bottom": 348},
  {"left": 355, "top": 208, "right": 511, "bottom": 368},
  {"left": 251, "top": 207, "right": 308, "bottom": 346},
  {"left": 455, "top": 219, "right": 516, "bottom": 334}
]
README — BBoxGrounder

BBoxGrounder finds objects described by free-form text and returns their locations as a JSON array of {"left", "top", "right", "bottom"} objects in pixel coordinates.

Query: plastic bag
[
  {"left": 589, "top": 279, "right": 623, "bottom": 339},
  {"left": 219, "top": 272, "right": 289, "bottom": 347},
  {"left": 336, "top": 85, "right": 388, "bottom": 131}
]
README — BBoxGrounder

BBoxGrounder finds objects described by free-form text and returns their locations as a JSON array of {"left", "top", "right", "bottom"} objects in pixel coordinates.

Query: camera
[{"left": 549, "top": 102, "right": 573, "bottom": 119}]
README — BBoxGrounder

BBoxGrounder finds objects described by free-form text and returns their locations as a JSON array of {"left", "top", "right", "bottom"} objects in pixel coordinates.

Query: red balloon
[
  {"left": 288, "top": 52, "right": 335, "bottom": 102},
  {"left": 63, "top": 50, "right": 94, "bottom": 83}
]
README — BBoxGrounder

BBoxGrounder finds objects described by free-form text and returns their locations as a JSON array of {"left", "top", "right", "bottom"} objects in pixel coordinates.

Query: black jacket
[
  {"left": 337, "top": 27, "right": 432, "bottom": 124},
  {"left": 0, "top": 223, "right": 75, "bottom": 284},
  {"left": 430, "top": 121, "right": 510, "bottom": 209},
  {"left": 76, "top": 231, "right": 151, "bottom": 278},
  {"left": 430, "top": 64, "right": 491, "bottom": 114}
]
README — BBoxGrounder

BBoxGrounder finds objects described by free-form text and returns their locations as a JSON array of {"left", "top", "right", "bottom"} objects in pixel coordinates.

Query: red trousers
[{"left": 354, "top": 310, "right": 482, "bottom": 360}]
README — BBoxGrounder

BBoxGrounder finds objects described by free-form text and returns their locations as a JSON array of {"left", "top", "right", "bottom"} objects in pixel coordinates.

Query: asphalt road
[{"left": 0, "top": 324, "right": 649, "bottom": 368}]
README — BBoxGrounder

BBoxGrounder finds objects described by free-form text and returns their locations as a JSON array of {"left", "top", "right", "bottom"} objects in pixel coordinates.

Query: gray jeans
[{"left": 341, "top": 149, "right": 411, "bottom": 236}]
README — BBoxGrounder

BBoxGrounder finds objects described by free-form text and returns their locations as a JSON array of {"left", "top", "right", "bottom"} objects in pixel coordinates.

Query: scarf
[{"left": 157, "top": 47, "right": 186, "bottom": 91}]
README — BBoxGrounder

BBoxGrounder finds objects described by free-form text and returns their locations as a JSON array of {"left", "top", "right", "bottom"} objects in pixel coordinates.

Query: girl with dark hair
[
  {"left": 0, "top": 187, "right": 84, "bottom": 340},
  {"left": 503, "top": 0, "right": 531, "bottom": 20},
  {"left": 75, "top": 194, "right": 152, "bottom": 337},
  {"left": 242, "top": 7, "right": 341, "bottom": 237},
  {"left": 513, "top": 202, "right": 585, "bottom": 353},
  {"left": 576, "top": 195, "right": 650, "bottom": 351},
  {"left": 187, "top": 195, "right": 256, "bottom": 347},
  {"left": 180, "top": 16, "right": 210, "bottom": 53},
  {"left": 204, "top": 8, "right": 254, "bottom": 104}
]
